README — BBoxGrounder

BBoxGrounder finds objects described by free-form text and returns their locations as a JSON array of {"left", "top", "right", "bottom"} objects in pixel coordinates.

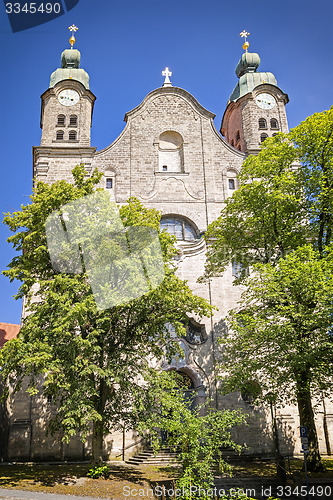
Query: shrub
[{"left": 87, "top": 464, "right": 110, "bottom": 479}]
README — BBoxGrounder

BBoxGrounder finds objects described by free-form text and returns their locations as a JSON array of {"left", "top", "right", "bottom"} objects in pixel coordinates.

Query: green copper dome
[
  {"left": 236, "top": 52, "right": 261, "bottom": 77},
  {"left": 61, "top": 48, "right": 80, "bottom": 68},
  {"left": 49, "top": 48, "right": 90, "bottom": 89},
  {"left": 228, "top": 51, "right": 277, "bottom": 103}
]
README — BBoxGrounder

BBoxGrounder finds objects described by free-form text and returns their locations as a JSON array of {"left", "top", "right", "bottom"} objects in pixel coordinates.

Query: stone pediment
[
  {"left": 124, "top": 86, "right": 216, "bottom": 123},
  {"left": 96, "top": 86, "right": 243, "bottom": 157}
]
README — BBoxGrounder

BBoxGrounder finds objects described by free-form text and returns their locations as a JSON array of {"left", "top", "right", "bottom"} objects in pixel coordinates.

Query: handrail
[{"left": 116, "top": 436, "right": 147, "bottom": 457}]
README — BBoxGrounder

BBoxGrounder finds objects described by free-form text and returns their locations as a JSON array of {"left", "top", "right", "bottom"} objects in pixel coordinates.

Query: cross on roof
[
  {"left": 68, "top": 24, "right": 78, "bottom": 35},
  {"left": 68, "top": 24, "right": 79, "bottom": 49},
  {"left": 240, "top": 30, "right": 250, "bottom": 41},
  {"left": 68, "top": 24, "right": 78, "bottom": 48},
  {"left": 162, "top": 67, "right": 172, "bottom": 87},
  {"left": 240, "top": 30, "right": 250, "bottom": 51}
]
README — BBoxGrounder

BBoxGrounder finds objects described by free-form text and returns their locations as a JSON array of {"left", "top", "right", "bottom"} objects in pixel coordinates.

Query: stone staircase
[
  {"left": 126, "top": 445, "right": 243, "bottom": 466},
  {"left": 126, "top": 447, "right": 179, "bottom": 466}
]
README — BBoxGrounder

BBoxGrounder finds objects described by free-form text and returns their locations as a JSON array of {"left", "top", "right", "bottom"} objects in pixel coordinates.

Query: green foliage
[
  {"left": 203, "top": 134, "right": 306, "bottom": 280},
  {"left": 1, "top": 165, "right": 212, "bottom": 463},
  {"left": 204, "top": 108, "right": 333, "bottom": 472},
  {"left": 136, "top": 370, "right": 247, "bottom": 498},
  {"left": 221, "top": 245, "right": 333, "bottom": 471},
  {"left": 2, "top": 165, "right": 103, "bottom": 299},
  {"left": 204, "top": 107, "right": 333, "bottom": 279},
  {"left": 291, "top": 106, "right": 333, "bottom": 255},
  {"left": 222, "top": 245, "right": 333, "bottom": 403},
  {"left": 86, "top": 464, "right": 110, "bottom": 479},
  {"left": 218, "top": 493, "right": 259, "bottom": 500}
]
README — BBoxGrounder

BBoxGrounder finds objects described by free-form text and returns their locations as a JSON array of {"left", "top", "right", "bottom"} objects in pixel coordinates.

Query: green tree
[
  {"left": 204, "top": 108, "right": 333, "bottom": 271},
  {"left": 204, "top": 108, "right": 333, "bottom": 472},
  {"left": 290, "top": 107, "right": 333, "bottom": 255},
  {"left": 1, "top": 165, "right": 212, "bottom": 464},
  {"left": 223, "top": 246, "right": 333, "bottom": 472},
  {"left": 204, "top": 134, "right": 305, "bottom": 277},
  {"left": 136, "top": 370, "right": 247, "bottom": 500}
]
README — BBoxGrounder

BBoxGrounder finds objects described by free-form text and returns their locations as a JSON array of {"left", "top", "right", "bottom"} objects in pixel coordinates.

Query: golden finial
[
  {"left": 68, "top": 24, "right": 78, "bottom": 49},
  {"left": 240, "top": 30, "right": 250, "bottom": 51}
]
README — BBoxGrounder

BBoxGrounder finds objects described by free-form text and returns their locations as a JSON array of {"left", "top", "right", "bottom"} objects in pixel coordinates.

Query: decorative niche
[{"left": 158, "top": 131, "right": 184, "bottom": 172}]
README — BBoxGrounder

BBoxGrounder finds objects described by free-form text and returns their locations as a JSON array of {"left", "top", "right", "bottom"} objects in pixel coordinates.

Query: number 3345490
[{"left": 5, "top": 3, "right": 61, "bottom": 14}]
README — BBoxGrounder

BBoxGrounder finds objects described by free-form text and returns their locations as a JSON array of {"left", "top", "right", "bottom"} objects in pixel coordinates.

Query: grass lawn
[{"left": 0, "top": 458, "right": 332, "bottom": 499}]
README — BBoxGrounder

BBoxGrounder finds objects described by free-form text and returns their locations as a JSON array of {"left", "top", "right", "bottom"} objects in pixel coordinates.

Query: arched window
[
  {"left": 56, "top": 130, "right": 64, "bottom": 140},
  {"left": 235, "top": 130, "right": 240, "bottom": 142},
  {"left": 159, "top": 131, "right": 184, "bottom": 172},
  {"left": 258, "top": 118, "right": 267, "bottom": 129},
  {"left": 106, "top": 178, "right": 112, "bottom": 189},
  {"left": 260, "top": 133, "right": 268, "bottom": 143},
  {"left": 177, "top": 371, "right": 196, "bottom": 412},
  {"left": 69, "top": 115, "right": 78, "bottom": 126},
  {"left": 57, "top": 115, "right": 65, "bottom": 126},
  {"left": 183, "top": 319, "right": 207, "bottom": 345},
  {"left": 160, "top": 216, "right": 198, "bottom": 241},
  {"left": 69, "top": 130, "right": 77, "bottom": 141},
  {"left": 272, "top": 133, "right": 278, "bottom": 137},
  {"left": 270, "top": 118, "right": 279, "bottom": 129}
]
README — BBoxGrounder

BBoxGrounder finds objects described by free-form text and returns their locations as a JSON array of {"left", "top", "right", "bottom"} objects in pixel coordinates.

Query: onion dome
[
  {"left": 49, "top": 25, "right": 90, "bottom": 89},
  {"left": 228, "top": 51, "right": 277, "bottom": 103}
]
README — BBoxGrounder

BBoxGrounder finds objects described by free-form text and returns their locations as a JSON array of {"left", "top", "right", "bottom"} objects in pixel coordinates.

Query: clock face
[
  {"left": 58, "top": 89, "right": 80, "bottom": 106},
  {"left": 255, "top": 93, "right": 276, "bottom": 110}
]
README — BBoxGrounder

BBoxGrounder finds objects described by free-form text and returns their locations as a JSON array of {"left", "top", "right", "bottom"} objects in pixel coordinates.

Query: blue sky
[{"left": 1, "top": 0, "right": 333, "bottom": 324}]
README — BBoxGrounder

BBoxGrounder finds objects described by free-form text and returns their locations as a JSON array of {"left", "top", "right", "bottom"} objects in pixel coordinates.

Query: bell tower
[
  {"left": 40, "top": 25, "right": 96, "bottom": 148},
  {"left": 221, "top": 31, "right": 289, "bottom": 155}
]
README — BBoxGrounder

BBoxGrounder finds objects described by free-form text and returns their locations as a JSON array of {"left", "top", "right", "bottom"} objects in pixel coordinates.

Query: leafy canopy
[
  {"left": 204, "top": 134, "right": 306, "bottom": 279},
  {"left": 222, "top": 245, "right": 333, "bottom": 404},
  {"left": 204, "top": 107, "right": 333, "bottom": 278},
  {"left": 1, "top": 165, "right": 212, "bottom": 453}
]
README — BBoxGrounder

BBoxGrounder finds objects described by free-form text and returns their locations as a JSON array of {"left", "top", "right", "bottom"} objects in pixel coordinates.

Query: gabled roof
[{"left": 0, "top": 323, "right": 20, "bottom": 348}]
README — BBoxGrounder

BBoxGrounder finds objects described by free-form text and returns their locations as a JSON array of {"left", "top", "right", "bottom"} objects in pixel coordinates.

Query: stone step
[
  {"left": 126, "top": 446, "right": 243, "bottom": 466},
  {"left": 127, "top": 458, "right": 179, "bottom": 466},
  {"left": 126, "top": 447, "right": 180, "bottom": 465},
  {"left": 128, "top": 456, "right": 178, "bottom": 462}
]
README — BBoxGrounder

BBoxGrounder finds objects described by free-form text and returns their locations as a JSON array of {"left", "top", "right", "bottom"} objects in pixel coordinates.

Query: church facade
[{"left": 4, "top": 35, "right": 333, "bottom": 461}]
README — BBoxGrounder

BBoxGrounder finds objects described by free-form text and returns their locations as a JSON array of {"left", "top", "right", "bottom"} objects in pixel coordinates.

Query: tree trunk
[
  {"left": 91, "top": 419, "right": 104, "bottom": 465},
  {"left": 270, "top": 402, "right": 286, "bottom": 481},
  {"left": 295, "top": 371, "right": 325, "bottom": 472}
]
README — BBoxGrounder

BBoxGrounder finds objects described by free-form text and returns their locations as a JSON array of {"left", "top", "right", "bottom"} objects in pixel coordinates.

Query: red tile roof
[{"left": 0, "top": 323, "right": 20, "bottom": 348}]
